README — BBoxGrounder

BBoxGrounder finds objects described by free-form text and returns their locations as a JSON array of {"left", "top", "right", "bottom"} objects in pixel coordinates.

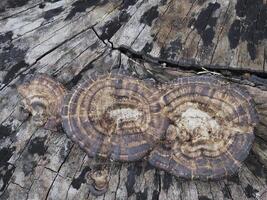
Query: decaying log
[{"left": 1, "top": 0, "right": 267, "bottom": 200}]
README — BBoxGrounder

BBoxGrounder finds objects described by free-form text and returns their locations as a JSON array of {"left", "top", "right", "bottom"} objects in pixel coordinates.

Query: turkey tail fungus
[
  {"left": 61, "top": 72, "right": 168, "bottom": 162},
  {"left": 17, "top": 73, "right": 66, "bottom": 131},
  {"left": 149, "top": 75, "right": 259, "bottom": 180}
]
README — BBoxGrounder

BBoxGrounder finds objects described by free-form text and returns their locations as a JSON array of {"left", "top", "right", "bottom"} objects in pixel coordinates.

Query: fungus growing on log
[
  {"left": 17, "top": 73, "right": 66, "bottom": 130},
  {"left": 88, "top": 169, "right": 109, "bottom": 196},
  {"left": 149, "top": 76, "right": 259, "bottom": 180},
  {"left": 61, "top": 72, "right": 168, "bottom": 162}
]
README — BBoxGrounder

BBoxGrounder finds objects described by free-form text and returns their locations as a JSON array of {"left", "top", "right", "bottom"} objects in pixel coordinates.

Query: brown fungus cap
[
  {"left": 61, "top": 72, "right": 168, "bottom": 162},
  {"left": 17, "top": 73, "right": 66, "bottom": 130},
  {"left": 148, "top": 75, "right": 258, "bottom": 180}
]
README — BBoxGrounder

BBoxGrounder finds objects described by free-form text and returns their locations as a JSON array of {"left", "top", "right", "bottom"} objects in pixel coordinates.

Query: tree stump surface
[{"left": 0, "top": 1, "right": 267, "bottom": 200}]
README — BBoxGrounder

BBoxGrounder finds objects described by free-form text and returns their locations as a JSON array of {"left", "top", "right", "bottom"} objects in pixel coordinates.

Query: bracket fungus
[
  {"left": 17, "top": 74, "right": 66, "bottom": 130},
  {"left": 61, "top": 73, "right": 168, "bottom": 162},
  {"left": 17, "top": 72, "right": 259, "bottom": 188},
  {"left": 149, "top": 76, "right": 259, "bottom": 180}
]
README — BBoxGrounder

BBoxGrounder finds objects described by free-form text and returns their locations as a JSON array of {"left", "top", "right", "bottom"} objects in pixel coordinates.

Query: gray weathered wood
[{"left": 1, "top": 1, "right": 267, "bottom": 200}]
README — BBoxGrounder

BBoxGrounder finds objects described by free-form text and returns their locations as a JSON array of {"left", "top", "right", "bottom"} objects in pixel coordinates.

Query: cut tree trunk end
[{"left": 1, "top": 0, "right": 267, "bottom": 200}]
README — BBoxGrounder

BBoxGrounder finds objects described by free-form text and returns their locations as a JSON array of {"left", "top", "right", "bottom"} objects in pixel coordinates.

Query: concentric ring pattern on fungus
[
  {"left": 17, "top": 73, "right": 66, "bottom": 130},
  {"left": 148, "top": 75, "right": 258, "bottom": 180},
  {"left": 61, "top": 73, "right": 168, "bottom": 161}
]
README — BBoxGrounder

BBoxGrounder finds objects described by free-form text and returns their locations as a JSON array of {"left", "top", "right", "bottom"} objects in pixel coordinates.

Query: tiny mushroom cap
[
  {"left": 88, "top": 169, "right": 109, "bottom": 196},
  {"left": 90, "top": 169, "right": 109, "bottom": 191}
]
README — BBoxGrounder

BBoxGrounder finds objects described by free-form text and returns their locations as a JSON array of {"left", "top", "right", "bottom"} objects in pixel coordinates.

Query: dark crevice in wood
[
  {"left": 130, "top": 24, "right": 146, "bottom": 47},
  {"left": 116, "top": 44, "right": 267, "bottom": 79},
  {"left": 157, "top": 170, "right": 161, "bottom": 200},
  {"left": 114, "top": 165, "right": 122, "bottom": 199},
  {"left": 91, "top": 26, "right": 108, "bottom": 46},
  {"left": 95, "top": 24, "right": 267, "bottom": 79},
  {"left": 264, "top": 47, "right": 266, "bottom": 72},
  {"left": 57, "top": 144, "right": 74, "bottom": 173},
  {"left": 44, "top": 171, "right": 57, "bottom": 200},
  {"left": 221, "top": 182, "right": 234, "bottom": 200},
  {"left": 10, "top": 181, "right": 27, "bottom": 190},
  {"left": 44, "top": 167, "right": 59, "bottom": 174},
  {"left": 32, "top": 26, "right": 92, "bottom": 64}
]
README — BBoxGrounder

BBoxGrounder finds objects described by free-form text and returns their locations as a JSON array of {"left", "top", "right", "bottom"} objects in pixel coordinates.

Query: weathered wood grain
[
  {"left": 94, "top": 0, "right": 267, "bottom": 73},
  {"left": 1, "top": 0, "right": 267, "bottom": 200},
  {"left": 1, "top": 49, "right": 267, "bottom": 199}
]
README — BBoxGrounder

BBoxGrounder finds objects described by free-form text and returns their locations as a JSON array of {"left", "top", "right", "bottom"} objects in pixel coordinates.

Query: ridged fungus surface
[
  {"left": 61, "top": 72, "right": 168, "bottom": 162},
  {"left": 18, "top": 73, "right": 259, "bottom": 182},
  {"left": 17, "top": 73, "right": 66, "bottom": 130},
  {"left": 149, "top": 76, "right": 258, "bottom": 180}
]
